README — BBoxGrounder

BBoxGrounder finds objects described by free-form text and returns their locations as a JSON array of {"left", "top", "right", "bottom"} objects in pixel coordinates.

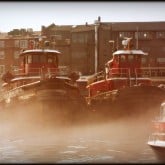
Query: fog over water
[{"left": 0, "top": 104, "right": 163, "bottom": 163}]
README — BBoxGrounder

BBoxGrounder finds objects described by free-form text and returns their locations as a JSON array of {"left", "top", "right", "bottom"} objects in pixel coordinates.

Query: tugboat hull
[
  {"left": 0, "top": 77, "right": 87, "bottom": 125},
  {"left": 88, "top": 85, "right": 165, "bottom": 120}
]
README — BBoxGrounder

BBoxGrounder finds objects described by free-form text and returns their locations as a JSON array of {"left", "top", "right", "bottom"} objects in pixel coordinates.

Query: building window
[
  {"left": 77, "top": 34, "right": 84, "bottom": 43},
  {"left": 52, "top": 35, "right": 62, "bottom": 40},
  {"left": 20, "top": 40, "right": 28, "bottom": 48},
  {"left": 65, "top": 39, "right": 70, "bottom": 44},
  {"left": 0, "top": 41, "right": 5, "bottom": 48},
  {"left": 72, "top": 34, "right": 76, "bottom": 43},
  {"left": 156, "top": 32, "right": 165, "bottom": 39},
  {"left": 72, "top": 33, "right": 88, "bottom": 43},
  {"left": 119, "top": 32, "right": 133, "bottom": 39},
  {"left": 0, "top": 51, "right": 5, "bottom": 59},
  {"left": 157, "top": 58, "right": 165, "bottom": 63},
  {"left": 15, "top": 40, "right": 20, "bottom": 47},
  {"left": 14, "top": 51, "right": 20, "bottom": 59},
  {"left": 135, "top": 32, "right": 153, "bottom": 40},
  {"left": 72, "top": 52, "right": 86, "bottom": 59},
  {"left": 0, "top": 65, "right": 5, "bottom": 75}
]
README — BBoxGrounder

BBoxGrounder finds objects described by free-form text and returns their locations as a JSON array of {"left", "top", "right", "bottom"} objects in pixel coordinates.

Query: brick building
[
  {"left": 0, "top": 31, "right": 41, "bottom": 76},
  {"left": 41, "top": 24, "right": 72, "bottom": 67},
  {"left": 71, "top": 20, "right": 165, "bottom": 74},
  {"left": 0, "top": 20, "right": 165, "bottom": 77},
  {"left": 71, "top": 24, "right": 95, "bottom": 74},
  {"left": 105, "top": 21, "right": 165, "bottom": 68}
]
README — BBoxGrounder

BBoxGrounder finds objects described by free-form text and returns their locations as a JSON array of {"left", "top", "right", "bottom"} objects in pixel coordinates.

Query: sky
[{"left": 0, "top": 1, "right": 165, "bottom": 32}]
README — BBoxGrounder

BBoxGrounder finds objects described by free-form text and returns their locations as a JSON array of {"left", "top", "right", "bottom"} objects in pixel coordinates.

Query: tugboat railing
[
  {"left": 109, "top": 67, "right": 165, "bottom": 78},
  {"left": 136, "top": 67, "right": 165, "bottom": 78},
  {"left": 87, "top": 67, "right": 165, "bottom": 85},
  {"left": 12, "top": 66, "right": 70, "bottom": 78}
]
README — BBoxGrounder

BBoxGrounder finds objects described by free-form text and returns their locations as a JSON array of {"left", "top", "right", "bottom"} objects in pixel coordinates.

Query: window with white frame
[
  {"left": 20, "top": 40, "right": 28, "bottom": 48},
  {"left": 0, "top": 65, "right": 5, "bottom": 75},
  {"left": 0, "top": 41, "right": 5, "bottom": 48},
  {"left": 0, "top": 51, "right": 5, "bottom": 59},
  {"left": 14, "top": 51, "right": 20, "bottom": 59}
]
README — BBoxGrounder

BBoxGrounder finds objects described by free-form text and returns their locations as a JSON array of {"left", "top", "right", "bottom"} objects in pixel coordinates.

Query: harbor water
[{"left": 0, "top": 106, "right": 164, "bottom": 164}]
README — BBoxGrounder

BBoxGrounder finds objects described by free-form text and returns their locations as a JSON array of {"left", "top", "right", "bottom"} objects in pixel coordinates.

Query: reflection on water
[{"left": 0, "top": 107, "right": 164, "bottom": 164}]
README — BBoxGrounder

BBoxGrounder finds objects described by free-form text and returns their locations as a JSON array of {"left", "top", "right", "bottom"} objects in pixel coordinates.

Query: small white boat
[{"left": 147, "top": 102, "right": 165, "bottom": 160}]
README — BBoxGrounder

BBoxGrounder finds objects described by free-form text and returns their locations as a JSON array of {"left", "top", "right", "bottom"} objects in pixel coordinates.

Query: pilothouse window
[
  {"left": 120, "top": 55, "right": 126, "bottom": 62},
  {"left": 25, "top": 52, "right": 58, "bottom": 65},
  {"left": 47, "top": 53, "right": 57, "bottom": 64},
  {"left": 48, "top": 57, "right": 53, "bottom": 63},
  {"left": 27, "top": 55, "right": 32, "bottom": 63},
  {"left": 33, "top": 55, "right": 40, "bottom": 63},
  {"left": 48, "top": 54, "right": 53, "bottom": 63},
  {"left": 40, "top": 55, "right": 47, "bottom": 63},
  {"left": 128, "top": 55, "right": 134, "bottom": 62}
]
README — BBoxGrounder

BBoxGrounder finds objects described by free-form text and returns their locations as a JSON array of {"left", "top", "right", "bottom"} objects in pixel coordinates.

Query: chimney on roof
[{"left": 98, "top": 16, "right": 101, "bottom": 22}]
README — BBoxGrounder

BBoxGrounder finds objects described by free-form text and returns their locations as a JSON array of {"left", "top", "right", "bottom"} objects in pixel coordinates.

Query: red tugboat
[
  {"left": 86, "top": 38, "right": 165, "bottom": 118},
  {"left": 0, "top": 40, "right": 86, "bottom": 122},
  {"left": 147, "top": 102, "right": 165, "bottom": 162}
]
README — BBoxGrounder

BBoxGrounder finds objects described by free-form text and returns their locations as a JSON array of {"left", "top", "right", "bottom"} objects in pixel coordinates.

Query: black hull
[
  {"left": 0, "top": 77, "right": 87, "bottom": 125},
  {"left": 88, "top": 86, "right": 165, "bottom": 121}
]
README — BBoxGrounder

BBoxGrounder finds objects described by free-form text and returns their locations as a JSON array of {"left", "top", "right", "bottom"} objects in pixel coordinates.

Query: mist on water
[{"left": 0, "top": 102, "right": 161, "bottom": 163}]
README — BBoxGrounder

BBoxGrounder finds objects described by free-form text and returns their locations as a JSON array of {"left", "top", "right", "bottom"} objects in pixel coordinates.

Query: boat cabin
[
  {"left": 19, "top": 49, "right": 61, "bottom": 76},
  {"left": 105, "top": 38, "right": 148, "bottom": 78},
  {"left": 87, "top": 38, "right": 152, "bottom": 99}
]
